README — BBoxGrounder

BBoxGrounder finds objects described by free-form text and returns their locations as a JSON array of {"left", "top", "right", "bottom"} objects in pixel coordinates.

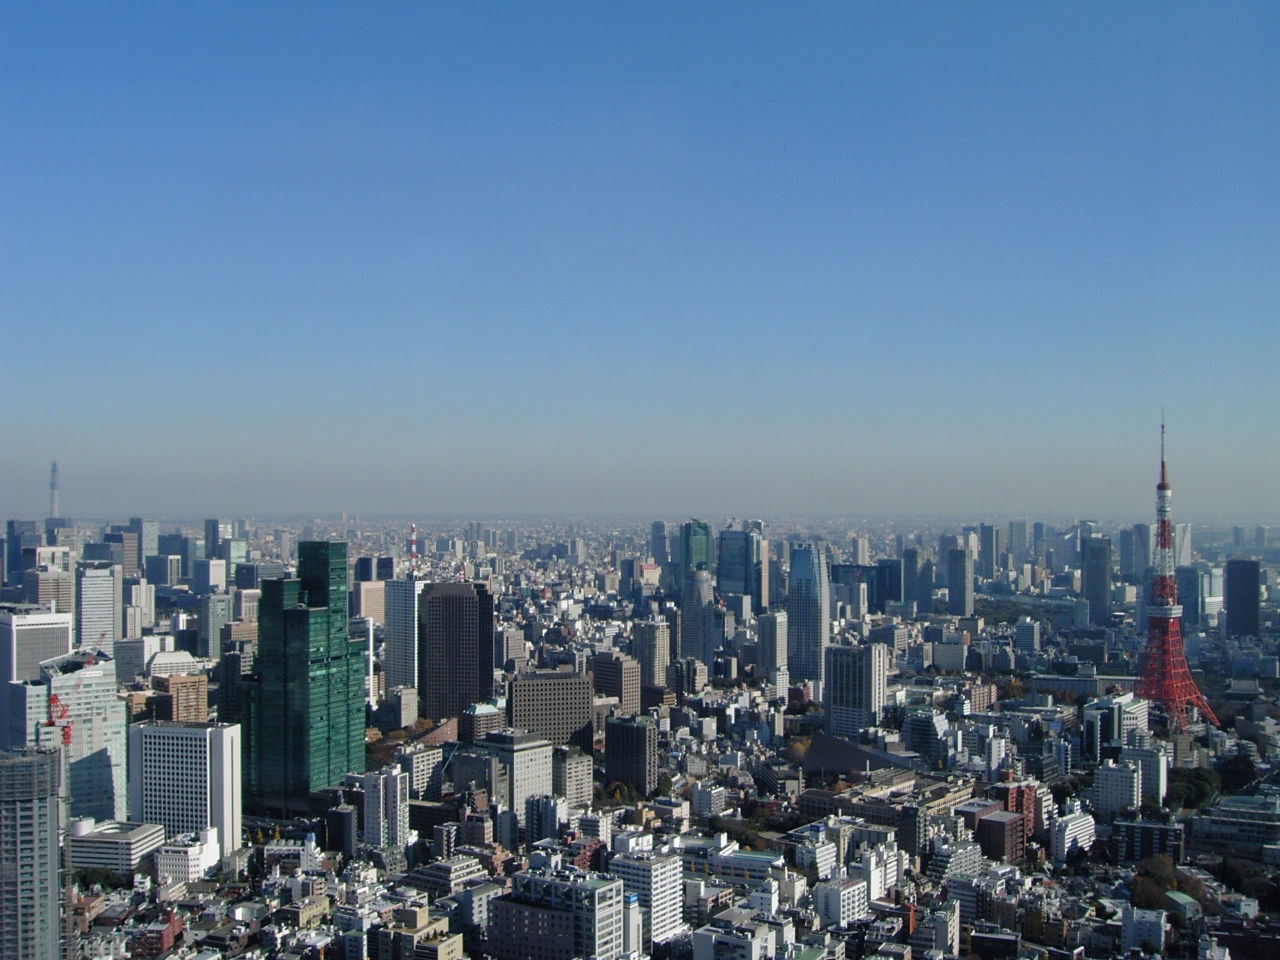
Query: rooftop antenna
[{"left": 49, "top": 461, "right": 59, "bottom": 519}]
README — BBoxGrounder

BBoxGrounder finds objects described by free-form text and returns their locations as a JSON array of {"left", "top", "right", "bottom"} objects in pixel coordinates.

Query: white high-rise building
[
  {"left": 824, "top": 642, "right": 889, "bottom": 735},
  {"left": 384, "top": 578, "right": 429, "bottom": 693},
  {"left": 1121, "top": 744, "right": 1170, "bottom": 805},
  {"left": 1048, "top": 800, "right": 1096, "bottom": 861},
  {"left": 849, "top": 536, "right": 871, "bottom": 566},
  {"left": 631, "top": 618, "right": 670, "bottom": 689},
  {"left": 75, "top": 561, "right": 122, "bottom": 652},
  {"left": 484, "top": 729, "right": 553, "bottom": 817},
  {"left": 757, "top": 610, "right": 789, "bottom": 693},
  {"left": 123, "top": 578, "right": 156, "bottom": 632},
  {"left": 0, "top": 604, "right": 73, "bottom": 750},
  {"left": 361, "top": 764, "right": 410, "bottom": 849},
  {"left": 788, "top": 544, "right": 830, "bottom": 683},
  {"left": 1094, "top": 759, "right": 1142, "bottom": 819},
  {"left": 10, "top": 650, "right": 127, "bottom": 821},
  {"left": 814, "top": 876, "right": 869, "bottom": 928},
  {"left": 608, "top": 852, "right": 685, "bottom": 946},
  {"left": 127, "top": 721, "right": 242, "bottom": 859}
]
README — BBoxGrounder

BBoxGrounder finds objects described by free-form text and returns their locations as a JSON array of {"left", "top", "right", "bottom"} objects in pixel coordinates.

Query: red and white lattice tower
[{"left": 1135, "top": 423, "right": 1218, "bottom": 732}]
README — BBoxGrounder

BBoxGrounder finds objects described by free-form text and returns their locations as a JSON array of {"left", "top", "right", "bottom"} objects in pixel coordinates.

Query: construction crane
[{"left": 46, "top": 694, "right": 71, "bottom": 746}]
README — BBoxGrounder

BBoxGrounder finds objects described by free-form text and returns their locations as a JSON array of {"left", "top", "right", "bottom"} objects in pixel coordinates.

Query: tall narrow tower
[
  {"left": 49, "top": 461, "right": 59, "bottom": 519},
  {"left": 1135, "top": 424, "right": 1218, "bottom": 731}
]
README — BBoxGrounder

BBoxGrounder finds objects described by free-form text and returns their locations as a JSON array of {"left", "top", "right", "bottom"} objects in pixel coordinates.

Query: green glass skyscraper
[
  {"left": 678, "top": 520, "right": 712, "bottom": 597},
  {"left": 254, "top": 541, "right": 365, "bottom": 816}
]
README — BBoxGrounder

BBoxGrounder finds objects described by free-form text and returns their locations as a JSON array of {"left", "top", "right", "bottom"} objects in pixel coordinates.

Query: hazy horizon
[{"left": 3, "top": 6, "right": 1277, "bottom": 520}]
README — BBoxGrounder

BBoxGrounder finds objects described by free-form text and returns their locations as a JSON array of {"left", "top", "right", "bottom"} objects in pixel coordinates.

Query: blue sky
[{"left": 2, "top": 4, "right": 1277, "bottom": 519}]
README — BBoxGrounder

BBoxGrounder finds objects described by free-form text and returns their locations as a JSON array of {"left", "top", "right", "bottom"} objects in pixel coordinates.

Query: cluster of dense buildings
[{"left": 0, "top": 508, "right": 1276, "bottom": 959}]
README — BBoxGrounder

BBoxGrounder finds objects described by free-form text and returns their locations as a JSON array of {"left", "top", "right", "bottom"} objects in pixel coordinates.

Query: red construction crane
[{"left": 46, "top": 694, "right": 72, "bottom": 745}]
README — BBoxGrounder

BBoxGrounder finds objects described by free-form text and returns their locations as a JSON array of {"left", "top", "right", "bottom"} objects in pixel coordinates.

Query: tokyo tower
[{"left": 1135, "top": 423, "right": 1218, "bottom": 732}]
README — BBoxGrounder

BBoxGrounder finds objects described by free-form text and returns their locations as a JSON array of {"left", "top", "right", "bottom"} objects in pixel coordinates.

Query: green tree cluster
[{"left": 1164, "top": 768, "right": 1220, "bottom": 811}]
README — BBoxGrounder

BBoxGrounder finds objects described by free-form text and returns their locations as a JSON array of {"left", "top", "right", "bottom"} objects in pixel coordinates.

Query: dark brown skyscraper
[{"left": 418, "top": 582, "right": 494, "bottom": 721}]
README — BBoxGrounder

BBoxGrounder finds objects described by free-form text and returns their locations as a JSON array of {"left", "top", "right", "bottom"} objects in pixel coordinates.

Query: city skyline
[{"left": 3, "top": 6, "right": 1279, "bottom": 518}]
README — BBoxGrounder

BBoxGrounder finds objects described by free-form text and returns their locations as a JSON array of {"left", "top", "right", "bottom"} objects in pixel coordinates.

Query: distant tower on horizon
[
  {"left": 48, "top": 462, "right": 58, "bottom": 519},
  {"left": 1135, "top": 423, "right": 1218, "bottom": 732}
]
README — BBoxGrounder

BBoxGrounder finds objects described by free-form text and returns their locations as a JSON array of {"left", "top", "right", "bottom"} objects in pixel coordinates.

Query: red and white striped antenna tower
[{"left": 1135, "top": 417, "right": 1219, "bottom": 731}]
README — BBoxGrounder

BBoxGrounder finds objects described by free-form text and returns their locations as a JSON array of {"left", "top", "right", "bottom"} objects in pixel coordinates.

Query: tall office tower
[
  {"left": 947, "top": 549, "right": 974, "bottom": 617},
  {"left": 152, "top": 673, "right": 208, "bottom": 722},
  {"left": 484, "top": 729, "right": 554, "bottom": 814},
  {"left": 1135, "top": 428, "right": 1218, "bottom": 732},
  {"left": 876, "top": 558, "right": 904, "bottom": 608},
  {"left": 678, "top": 520, "right": 712, "bottom": 596},
  {"left": 507, "top": 670, "right": 594, "bottom": 750},
  {"left": 787, "top": 545, "right": 830, "bottom": 683},
  {"left": 384, "top": 578, "right": 429, "bottom": 693},
  {"left": 978, "top": 524, "right": 1005, "bottom": 581},
  {"left": 376, "top": 556, "right": 394, "bottom": 580},
  {"left": 6, "top": 520, "right": 43, "bottom": 586},
  {"left": 255, "top": 541, "right": 365, "bottom": 816},
  {"left": 204, "top": 519, "right": 233, "bottom": 560},
  {"left": 901, "top": 548, "right": 920, "bottom": 606},
  {"left": 74, "top": 561, "right": 121, "bottom": 652},
  {"left": 717, "top": 529, "right": 749, "bottom": 597},
  {"left": 1119, "top": 529, "right": 1137, "bottom": 579},
  {"left": 649, "top": 521, "right": 669, "bottom": 565},
  {"left": 1225, "top": 559, "right": 1261, "bottom": 638},
  {"left": 353, "top": 556, "right": 376, "bottom": 582},
  {"left": 1081, "top": 537, "right": 1113, "bottom": 626},
  {"left": 102, "top": 531, "right": 139, "bottom": 578},
  {"left": 757, "top": 610, "right": 789, "bottom": 693},
  {"left": 0, "top": 749, "right": 62, "bottom": 960},
  {"left": 1173, "top": 524, "right": 1192, "bottom": 567},
  {"left": 128, "top": 518, "right": 159, "bottom": 563},
  {"left": 191, "top": 558, "right": 226, "bottom": 597},
  {"left": 1233, "top": 526, "right": 1246, "bottom": 551},
  {"left": 849, "top": 536, "right": 871, "bottom": 566},
  {"left": 1132, "top": 524, "right": 1153, "bottom": 574},
  {"left": 10, "top": 650, "right": 127, "bottom": 820},
  {"left": 360, "top": 765, "right": 410, "bottom": 849},
  {"left": 1174, "top": 566, "right": 1204, "bottom": 635},
  {"left": 630, "top": 618, "right": 670, "bottom": 689},
  {"left": 553, "top": 745, "right": 593, "bottom": 808},
  {"left": 1257, "top": 526, "right": 1270, "bottom": 550},
  {"left": 418, "top": 582, "right": 495, "bottom": 722},
  {"left": 917, "top": 560, "right": 935, "bottom": 613},
  {"left": 197, "top": 594, "right": 232, "bottom": 662},
  {"left": 823, "top": 642, "right": 889, "bottom": 735},
  {"left": 605, "top": 715, "right": 659, "bottom": 796},
  {"left": 21, "top": 567, "right": 74, "bottom": 616},
  {"left": 591, "top": 651, "right": 641, "bottom": 717},
  {"left": 490, "top": 865, "right": 626, "bottom": 960},
  {"left": 661, "top": 605, "right": 682, "bottom": 663},
  {"left": 680, "top": 567, "right": 716, "bottom": 665},
  {"left": 0, "top": 605, "right": 73, "bottom": 750},
  {"left": 1008, "top": 521, "right": 1030, "bottom": 561},
  {"left": 128, "top": 721, "right": 242, "bottom": 859},
  {"left": 123, "top": 578, "right": 155, "bottom": 631},
  {"left": 609, "top": 852, "right": 684, "bottom": 947}
]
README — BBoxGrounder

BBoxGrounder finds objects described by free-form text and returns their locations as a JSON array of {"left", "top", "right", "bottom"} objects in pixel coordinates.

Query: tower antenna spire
[
  {"left": 1160, "top": 410, "right": 1166, "bottom": 485},
  {"left": 49, "top": 461, "right": 59, "bottom": 519}
]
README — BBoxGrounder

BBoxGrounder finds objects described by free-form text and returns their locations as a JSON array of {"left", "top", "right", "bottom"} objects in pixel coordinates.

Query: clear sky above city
[{"left": 2, "top": 4, "right": 1277, "bottom": 520}]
